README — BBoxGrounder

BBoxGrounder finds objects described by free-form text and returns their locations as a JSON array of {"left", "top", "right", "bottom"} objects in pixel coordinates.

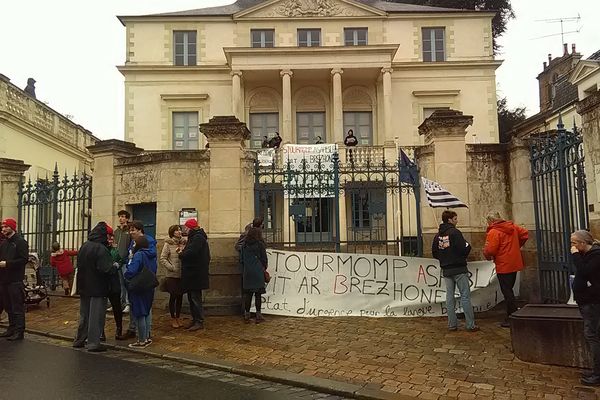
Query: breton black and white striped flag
[{"left": 421, "top": 177, "right": 468, "bottom": 208}]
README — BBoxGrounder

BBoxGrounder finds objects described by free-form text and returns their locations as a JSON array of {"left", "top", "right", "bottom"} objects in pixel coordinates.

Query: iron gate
[
  {"left": 530, "top": 120, "right": 588, "bottom": 303},
  {"left": 18, "top": 166, "right": 93, "bottom": 270},
  {"left": 254, "top": 146, "right": 422, "bottom": 256}
]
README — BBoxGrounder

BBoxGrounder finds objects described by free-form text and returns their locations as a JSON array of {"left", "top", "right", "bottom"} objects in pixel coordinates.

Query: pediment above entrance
[{"left": 234, "top": 0, "right": 386, "bottom": 19}]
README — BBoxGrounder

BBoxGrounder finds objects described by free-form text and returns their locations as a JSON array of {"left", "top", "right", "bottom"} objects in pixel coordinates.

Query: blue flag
[{"left": 399, "top": 149, "right": 417, "bottom": 185}]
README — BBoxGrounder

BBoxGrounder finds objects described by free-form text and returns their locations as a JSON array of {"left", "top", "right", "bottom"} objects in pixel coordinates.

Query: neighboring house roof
[
  {"left": 588, "top": 50, "right": 600, "bottom": 61},
  {"left": 135, "top": 0, "right": 470, "bottom": 18}
]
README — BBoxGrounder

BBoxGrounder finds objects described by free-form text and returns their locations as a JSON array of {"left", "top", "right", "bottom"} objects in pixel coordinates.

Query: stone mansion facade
[{"left": 118, "top": 0, "right": 501, "bottom": 151}]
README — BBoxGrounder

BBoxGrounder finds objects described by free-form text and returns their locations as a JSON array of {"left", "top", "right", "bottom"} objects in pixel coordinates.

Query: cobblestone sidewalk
[{"left": 10, "top": 296, "right": 600, "bottom": 400}]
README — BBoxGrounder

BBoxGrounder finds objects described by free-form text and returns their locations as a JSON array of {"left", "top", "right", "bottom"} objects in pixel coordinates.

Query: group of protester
[
  {"left": 1, "top": 208, "right": 600, "bottom": 385},
  {"left": 72, "top": 211, "right": 210, "bottom": 352},
  {"left": 432, "top": 210, "right": 529, "bottom": 331}
]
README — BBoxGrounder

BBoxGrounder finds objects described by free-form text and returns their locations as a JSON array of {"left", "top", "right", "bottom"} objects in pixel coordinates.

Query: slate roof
[
  {"left": 139, "top": 0, "right": 470, "bottom": 18},
  {"left": 588, "top": 50, "right": 600, "bottom": 61}
]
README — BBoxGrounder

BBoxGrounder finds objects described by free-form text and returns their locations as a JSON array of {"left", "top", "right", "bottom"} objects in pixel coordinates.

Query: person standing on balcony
[
  {"left": 261, "top": 136, "right": 270, "bottom": 149},
  {"left": 344, "top": 129, "right": 358, "bottom": 164},
  {"left": 269, "top": 132, "right": 282, "bottom": 149},
  {"left": 0, "top": 218, "right": 29, "bottom": 341},
  {"left": 432, "top": 211, "right": 479, "bottom": 332},
  {"left": 570, "top": 230, "right": 600, "bottom": 386},
  {"left": 483, "top": 211, "right": 529, "bottom": 328}
]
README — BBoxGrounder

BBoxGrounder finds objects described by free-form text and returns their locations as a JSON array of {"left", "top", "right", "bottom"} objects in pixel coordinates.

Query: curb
[{"left": 3, "top": 324, "right": 413, "bottom": 400}]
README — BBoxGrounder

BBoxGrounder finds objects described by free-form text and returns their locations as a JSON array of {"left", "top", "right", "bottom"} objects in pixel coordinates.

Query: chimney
[
  {"left": 543, "top": 61, "right": 547, "bottom": 69},
  {"left": 572, "top": 43, "right": 577, "bottom": 54},
  {"left": 548, "top": 54, "right": 552, "bottom": 64},
  {"left": 563, "top": 43, "right": 569, "bottom": 55}
]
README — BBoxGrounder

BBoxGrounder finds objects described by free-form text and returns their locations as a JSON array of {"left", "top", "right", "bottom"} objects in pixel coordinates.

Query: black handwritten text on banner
[{"left": 262, "top": 250, "right": 514, "bottom": 318}]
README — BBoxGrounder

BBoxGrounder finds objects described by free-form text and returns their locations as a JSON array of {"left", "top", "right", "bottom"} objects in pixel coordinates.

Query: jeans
[
  {"left": 0, "top": 282, "right": 25, "bottom": 335},
  {"left": 497, "top": 272, "right": 518, "bottom": 318},
  {"left": 188, "top": 291, "right": 204, "bottom": 324},
  {"left": 128, "top": 308, "right": 152, "bottom": 335},
  {"left": 119, "top": 264, "right": 129, "bottom": 308},
  {"left": 136, "top": 315, "right": 151, "bottom": 342},
  {"left": 444, "top": 273, "right": 476, "bottom": 330},
  {"left": 74, "top": 296, "right": 107, "bottom": 349},
  {"left": 580, "top": 304, "right": 600, "bottom": 375}
]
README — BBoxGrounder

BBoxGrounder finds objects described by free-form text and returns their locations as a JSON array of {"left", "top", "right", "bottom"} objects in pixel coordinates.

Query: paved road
[{"left": 0, "top": 335, "right": 349, "bottom": 400}]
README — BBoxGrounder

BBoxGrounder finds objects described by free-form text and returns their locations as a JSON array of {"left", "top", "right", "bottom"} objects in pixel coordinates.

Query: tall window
[
  {"left": 172, "top": 112, "right": 199, "bottom": 149},
  {"left": 174, "top": 31, "right": 197, "bottom": 66},
  {"left": 343, "top": 112, "right": 372, "bottom": 145},
  {"left": 422, "top": 28, "right": 445, "bottom": 62},
  {"left": 298, "top": 29, "right": 321, "bottom": 47},
  {"left": 296, "top": 112, "right": 325, "bottom": 144},
  {"left": 249, "top": 113, "right": 279, "bottom": 149},
  {"left": 344, "top": 28, "right": 368, "bottom": 46},
  {"left": 251, "top": 29, "right": 275, "bottom": 48}
]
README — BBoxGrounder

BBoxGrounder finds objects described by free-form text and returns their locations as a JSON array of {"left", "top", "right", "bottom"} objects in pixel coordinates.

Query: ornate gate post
[
  {"left": 0, "top": 158, "right": 30, "bottom": 221},
  {"left": 200, "top": 116, "right": 254, "bottom": 314}
]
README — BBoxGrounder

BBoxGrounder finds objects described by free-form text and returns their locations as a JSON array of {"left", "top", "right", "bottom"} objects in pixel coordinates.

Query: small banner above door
[{"left": 262, "top": 249, "right": 510, "bottom": 318}]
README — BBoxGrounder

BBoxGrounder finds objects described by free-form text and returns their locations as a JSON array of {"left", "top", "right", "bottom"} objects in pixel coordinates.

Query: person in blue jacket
[
  {"left": 124, "top": 235, "right": 157, "bottom": 348},
  {"left": 122, "top": 220, "right": 157, "bottom": 340}
]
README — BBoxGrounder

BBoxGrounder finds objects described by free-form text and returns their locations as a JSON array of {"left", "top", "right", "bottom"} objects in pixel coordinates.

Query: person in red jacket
[
  {"left": 50, "top": 242, "right": 77, "bottom": 295},
  {"left": 483, "top": 211, "right": 529, "bottom": 328}
]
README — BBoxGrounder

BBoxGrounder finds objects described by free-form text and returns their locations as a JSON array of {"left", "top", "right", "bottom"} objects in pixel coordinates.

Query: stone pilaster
[
  {"left": 87, "top": 140, "right": 143, "bottom": 226},
  {"left": 417, "top": 109, "right": 473, "bottom": 236},
  {"left": 0, "top": 158, "right": 30, "bottom": 221}
]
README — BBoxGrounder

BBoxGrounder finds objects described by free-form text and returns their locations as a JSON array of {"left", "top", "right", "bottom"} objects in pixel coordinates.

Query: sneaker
[
  {"left": 448, "top": 326, "right": 458, "bottom": 331},
  {"left": 128, "top": 341, "right": 149, "bottom": 349},
  {"left": 186, "top": 322, "right": 204, "bottom": 332},
  {"left": 466, "top": 326, "right": 480, "bottom": 332},
  {"left": 144, "top": 339, "right": 152, "bottom": 345},
  {"left": 87, "top": 346, "right": 107, "bottom": 353},
  {"left": 106, "top": 307, "right": 113, "bottom": 313},
  {"left": 122, "top": 305, "right": 130, "bottom": 314}
]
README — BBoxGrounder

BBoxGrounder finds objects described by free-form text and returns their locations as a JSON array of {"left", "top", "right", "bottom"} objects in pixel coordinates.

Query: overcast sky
[{"left": 1, "top": 0, "right": 598, "bottom": 140}]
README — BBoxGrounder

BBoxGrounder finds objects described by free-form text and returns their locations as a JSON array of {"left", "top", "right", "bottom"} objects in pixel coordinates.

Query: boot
[
  {"left": 115, "top": 327, "right": 126, "bottom": 340},
  {"left": 255, "top": 312, "right": 265, "bottom": 324},
  {"left": 64, "top": 288, "right": 70, "bottom": 296},
  {"left": 243, "top": 312, "right": 251, "bottom": 324},
  {"left": 7, "top": 332, "right": 24, "bottom": 341}
]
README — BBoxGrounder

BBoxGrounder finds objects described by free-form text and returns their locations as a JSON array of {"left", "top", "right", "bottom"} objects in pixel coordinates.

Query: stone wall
[{"left": 577, "top": 91, "right": 600, "bottom": 238}]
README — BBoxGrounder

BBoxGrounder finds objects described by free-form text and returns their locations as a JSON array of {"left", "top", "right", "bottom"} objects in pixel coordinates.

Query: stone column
[
  {"left": 280, "top": 69, "right": 293, "bottom": 144},
  {"left": 87, "top": 140, "right": 143, "bottom": 226},
  {"left": 200, "top": 116, "right": 253, "bottom": 314},
  {"left": 0, "top": 158, "right": 30, "bottom": 221},
  {"left": 331, "top": 68, "right": 344, "bottom": 144},
  {"left": 231, "top": 71, "right": 243, "bottom": 121},
  {"left": 381, "top": 67, "right": 393, "bottom": 143},
  {"left": 417, "top": 110, "right": 473, "bottom": 246}
]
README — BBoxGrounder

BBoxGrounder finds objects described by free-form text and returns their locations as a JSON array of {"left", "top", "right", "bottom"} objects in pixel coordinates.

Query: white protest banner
[
  {"left": 262, "top": 249, "right": 515, "bottom": 318},
  {"left": 283, "top": 144, "right": 338, "bottom": 198},
  {"left": 257, "top": 148, "right": 275, "bottom": 167}
]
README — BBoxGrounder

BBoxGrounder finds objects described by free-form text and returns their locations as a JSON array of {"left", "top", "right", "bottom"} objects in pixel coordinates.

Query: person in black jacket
[
  {"left": 432, "top": 211, "right": 479, "bottom": 332},
  {"left": 571, "top": 230, "right": 600, "bottom": 386},
  {"left": 180, "top": 218, "right": 210, "bottom": 332},
  {"left": 73, "top": 222, "right": 115, "bottom": 352},
  {"left": 0, "top": 218, "right": 29, "bottom": 341}
]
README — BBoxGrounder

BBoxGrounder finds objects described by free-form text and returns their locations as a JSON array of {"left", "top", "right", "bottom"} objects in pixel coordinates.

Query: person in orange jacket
[{"left": 483, "top": 211, "right": 529, "bottom": 328}]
